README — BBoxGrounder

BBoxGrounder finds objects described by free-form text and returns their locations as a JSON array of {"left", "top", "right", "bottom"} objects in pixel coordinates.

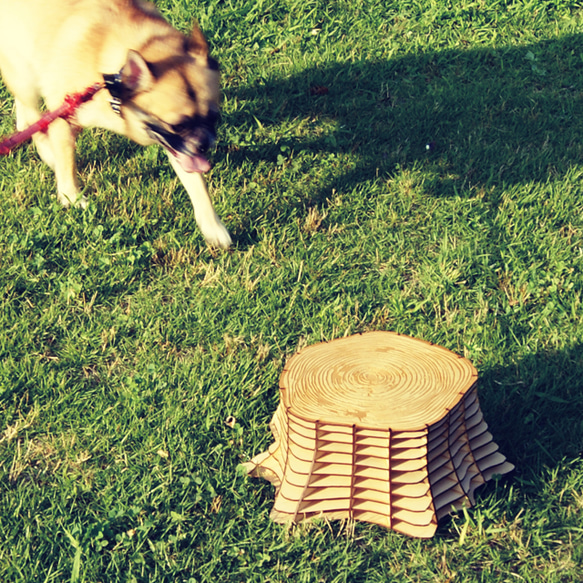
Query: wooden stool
[{"left": 244, "top": 331, "right": 514, "bottom": 538}]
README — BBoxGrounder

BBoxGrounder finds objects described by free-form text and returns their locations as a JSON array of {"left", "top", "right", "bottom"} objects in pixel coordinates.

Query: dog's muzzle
[
  {"left": 145, "top": 113, "right": 218, "bottom": 173},
  {"left": 145, "top": 116, "right": 216, "bottom": 156}
]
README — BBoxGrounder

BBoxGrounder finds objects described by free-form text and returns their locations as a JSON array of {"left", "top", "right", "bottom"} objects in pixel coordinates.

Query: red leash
[{"left": 0, "top": 82, "right": 104, "bottom": 156}]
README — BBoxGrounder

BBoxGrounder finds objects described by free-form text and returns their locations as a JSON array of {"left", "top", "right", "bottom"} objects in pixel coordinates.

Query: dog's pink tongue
[{"left": 175, "top": 151, "right": 211, "bottom": 173}]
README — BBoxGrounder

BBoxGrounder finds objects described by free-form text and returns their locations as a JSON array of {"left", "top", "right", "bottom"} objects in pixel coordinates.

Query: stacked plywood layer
[{"left": 244, "top": 331, "right": 514, "bottom": 538}]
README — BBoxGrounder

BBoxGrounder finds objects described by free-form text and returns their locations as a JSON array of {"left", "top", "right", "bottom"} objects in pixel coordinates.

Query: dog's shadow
[{"left": 218, "top": 32, "right": 583, "bottom": 236}]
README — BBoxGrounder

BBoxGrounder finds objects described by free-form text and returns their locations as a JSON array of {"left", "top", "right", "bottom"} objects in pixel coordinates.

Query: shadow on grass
[
  {"left": 222, "top": 33, "right": 583, "bottom": 479},
  {"left": 221, "top": 32, "right": 583, "bottom": 214},
  {"left": 428, "top": 345, "right": 583, "bottom": 534},
  {"left": 479, "top": 344, "right": 583, "bottom": 477}
]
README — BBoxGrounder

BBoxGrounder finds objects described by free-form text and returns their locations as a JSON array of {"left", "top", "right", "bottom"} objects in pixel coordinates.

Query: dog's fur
[{"left": 0, "top": 0, "right": 231, "bottom": 248}]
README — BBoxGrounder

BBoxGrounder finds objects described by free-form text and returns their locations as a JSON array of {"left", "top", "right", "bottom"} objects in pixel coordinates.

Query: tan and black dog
[{"left": 0, "top": 0, "right": 231, "bottom": 248}]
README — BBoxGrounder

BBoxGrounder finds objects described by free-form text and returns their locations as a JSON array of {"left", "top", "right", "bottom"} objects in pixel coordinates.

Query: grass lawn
[{"left": 2, "top": 0, "right": 583, "bottom": 580}]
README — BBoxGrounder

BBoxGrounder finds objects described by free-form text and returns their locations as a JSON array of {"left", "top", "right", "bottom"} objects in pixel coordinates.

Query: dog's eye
[
  {"left": 170, "top": 111, "right": 219, "bottom": 134},
  {"left": 171, "top": 121, "right": 191, "bottom": 134},
  {"left": 207, "top": 56, "right": 220, "bottom": 71}
]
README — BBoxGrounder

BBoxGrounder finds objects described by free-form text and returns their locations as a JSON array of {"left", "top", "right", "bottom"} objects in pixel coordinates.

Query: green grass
[{"left": 2, "top": 0, "right": 583, "bottom": 580}]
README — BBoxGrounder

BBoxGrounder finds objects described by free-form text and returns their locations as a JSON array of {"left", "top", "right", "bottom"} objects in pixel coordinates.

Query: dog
[{"left": 0, "top": 0, "right": 232, "bottom": 248}]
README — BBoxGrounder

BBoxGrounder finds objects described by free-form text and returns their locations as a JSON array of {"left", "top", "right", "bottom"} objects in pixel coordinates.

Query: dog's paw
[
  {"left": 58, "top": 191, "right": 88, "bottom": 209},
  {"left": 201, "top": 220, "right": 232, "bottom": 249},
  {"left": 73, "top": 195, "right": 89, "bottom": 209}
]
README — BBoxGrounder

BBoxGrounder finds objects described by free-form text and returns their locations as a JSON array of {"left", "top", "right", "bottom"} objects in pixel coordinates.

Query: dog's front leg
[
  {"left": 47, "top": 118, "right": 88, "bottom": 208},
  {"left": 166, "top": 153, "right": 232, "bottom": 249}
]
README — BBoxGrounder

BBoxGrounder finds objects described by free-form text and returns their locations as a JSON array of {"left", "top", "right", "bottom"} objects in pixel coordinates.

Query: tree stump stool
[{"left": 243, "top": 331, "right": 514, "bottom": 538}]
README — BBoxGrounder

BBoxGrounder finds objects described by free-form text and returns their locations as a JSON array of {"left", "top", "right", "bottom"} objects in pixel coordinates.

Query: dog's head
[{"left": 104, "top": 24, "right": 220, "bottom": 173}]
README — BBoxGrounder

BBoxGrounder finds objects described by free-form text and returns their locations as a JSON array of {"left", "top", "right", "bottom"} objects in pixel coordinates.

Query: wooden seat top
[{"left": 280, "top": 331, "right": 478, "bottom": 431}]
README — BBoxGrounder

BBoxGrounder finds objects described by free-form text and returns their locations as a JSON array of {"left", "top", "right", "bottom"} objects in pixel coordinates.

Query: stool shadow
[{"left": 479, "top": 345, "right": 583, "bottom": 477}]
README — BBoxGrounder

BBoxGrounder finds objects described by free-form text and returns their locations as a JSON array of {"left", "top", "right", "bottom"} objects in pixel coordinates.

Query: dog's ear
[
  {"left": 121, "top": 50, "right": 154, "bottom": 94},
  {"left": 188, "top": 23, "right": 209, "bottom": 57}
]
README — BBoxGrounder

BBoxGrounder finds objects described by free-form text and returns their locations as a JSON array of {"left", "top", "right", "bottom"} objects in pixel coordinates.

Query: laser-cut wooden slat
[{"left": 244, "top": 331, "right": 514, "bottom": 538}]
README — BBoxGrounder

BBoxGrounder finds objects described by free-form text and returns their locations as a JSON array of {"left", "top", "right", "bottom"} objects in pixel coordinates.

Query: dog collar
[{"left": 103, "top": 72, "right": 124, "bottom": 115}]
